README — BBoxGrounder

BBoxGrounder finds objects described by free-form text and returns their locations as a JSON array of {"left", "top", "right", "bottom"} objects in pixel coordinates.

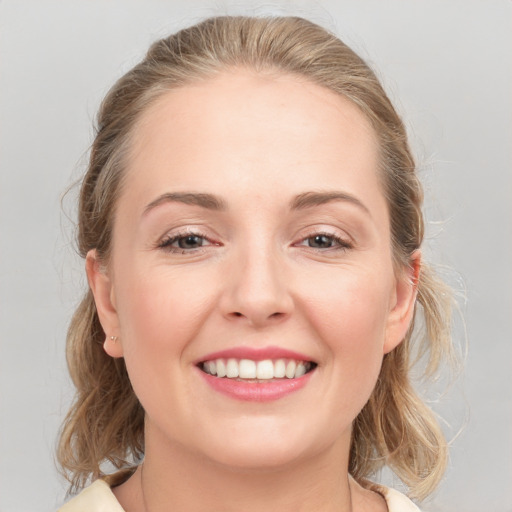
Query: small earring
[{"left": 110, "top": 336, "right": 118, "bottom": 343}]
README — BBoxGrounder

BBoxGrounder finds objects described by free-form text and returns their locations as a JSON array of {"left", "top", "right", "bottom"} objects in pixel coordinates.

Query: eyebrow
[
  {"left": 290, "top": 191, "right": 371, "bottom": 216},
  {"left": 142, "top": 190, "right": 370, "bottom": 217},
  {"left": 143, "top": 192, "right": 227, "bottom": 216}
]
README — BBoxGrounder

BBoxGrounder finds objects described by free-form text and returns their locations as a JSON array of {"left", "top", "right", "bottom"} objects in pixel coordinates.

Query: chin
[
  {"left": 203, "top": 443, "right": 309, "bottom": 473},
  {"left": 190, "top": 418, "right": 332, "bottom": 472}
]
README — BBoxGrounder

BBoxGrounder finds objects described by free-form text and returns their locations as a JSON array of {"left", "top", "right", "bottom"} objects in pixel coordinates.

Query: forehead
[{"left": 122, "top": 69, "right": 382, "bottom": 211}]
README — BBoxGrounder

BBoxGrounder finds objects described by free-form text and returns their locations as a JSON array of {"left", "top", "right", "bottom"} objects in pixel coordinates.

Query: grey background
[{"left": 1, "top": 1, "right": 511, "bottom": 511}]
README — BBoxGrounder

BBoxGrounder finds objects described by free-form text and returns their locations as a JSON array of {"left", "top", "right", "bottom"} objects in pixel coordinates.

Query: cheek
[
  {"left": 299, "top": 266, "right": 392, "bottom": 386},
  {"left": 303, "top": 267, "right": 391, "bottom": 342},
  {"left": 111, "top": 266, "right": 221, "bottom": 419},
  {"left": 113, "top": 266, "right": 218, "bottom": 362}
]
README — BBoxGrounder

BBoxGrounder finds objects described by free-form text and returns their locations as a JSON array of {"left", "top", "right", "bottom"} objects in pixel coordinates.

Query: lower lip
[{"left": 197, "top": 369, "right": 314, "bottom": 402}]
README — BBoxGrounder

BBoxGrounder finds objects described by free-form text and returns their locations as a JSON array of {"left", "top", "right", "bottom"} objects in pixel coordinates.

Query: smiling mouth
[{"left": 199, "top": 358, "right": 317, "bottom": 381}]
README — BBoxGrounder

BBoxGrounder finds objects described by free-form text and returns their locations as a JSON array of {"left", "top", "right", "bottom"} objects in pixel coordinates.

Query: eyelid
[
  {"left": 156, "top": 227, "right": 220, "bottom": 252},
  {"left": 293, "top": 228, "right": 354, "bottom": 251}
]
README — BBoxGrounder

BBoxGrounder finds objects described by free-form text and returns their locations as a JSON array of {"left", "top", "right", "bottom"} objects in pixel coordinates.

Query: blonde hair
[{"left": 58, "top": 16, "right": 454, "bottom": 500}]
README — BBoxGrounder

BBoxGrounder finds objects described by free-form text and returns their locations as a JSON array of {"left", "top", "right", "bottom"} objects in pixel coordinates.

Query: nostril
[
  {"left": 232, "top": 311, "right": 283, "bottom": 319},
  {"left": 227, "top": 310, "right": 289, "bottom": 326}
]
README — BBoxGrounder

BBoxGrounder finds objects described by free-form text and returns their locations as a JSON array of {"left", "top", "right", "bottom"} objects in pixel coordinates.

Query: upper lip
[{"left": 196, "top": 346, "right": 315, "bottom": 364}]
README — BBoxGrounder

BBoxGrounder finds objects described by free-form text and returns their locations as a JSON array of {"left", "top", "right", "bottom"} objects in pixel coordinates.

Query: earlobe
[
  {"left": 383, "top": 251, "right": 421, "bottom": 354},
  {"left": 85, "top": 250, "right": 124, "bottom": 358},
  {"left": 103, "top": 335, "right": 123, "bottom": 359}
]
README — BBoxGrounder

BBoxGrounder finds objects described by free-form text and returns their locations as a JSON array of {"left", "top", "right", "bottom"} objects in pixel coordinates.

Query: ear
[
  {"left": 383, "top": 250, "right": 421, "bottom": 354},
  {"left": 85, "top": 249, "right": 124, "bottom": 358}
]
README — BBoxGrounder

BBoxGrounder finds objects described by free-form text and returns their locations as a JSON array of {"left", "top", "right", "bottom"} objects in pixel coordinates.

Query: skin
[{"left": 87, "top": 69, "right": 419, "bottom": 512}]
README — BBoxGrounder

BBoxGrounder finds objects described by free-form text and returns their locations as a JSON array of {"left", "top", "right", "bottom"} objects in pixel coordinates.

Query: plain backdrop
[{"left": 1, "top": 1, "right": 511, "bottom": 511}]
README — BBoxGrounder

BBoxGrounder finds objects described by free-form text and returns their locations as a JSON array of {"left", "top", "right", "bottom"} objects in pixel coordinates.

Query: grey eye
[
  {"left": 306, "top": 235, "right": 335, "bottom": 248},
  {"left": 177, "top": 235, "right": 205, "bottom": 249}
]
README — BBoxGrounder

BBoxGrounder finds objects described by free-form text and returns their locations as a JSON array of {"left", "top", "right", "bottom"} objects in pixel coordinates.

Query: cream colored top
[{"left": 58, "top": 479, "right": 421, "bottom": 512}]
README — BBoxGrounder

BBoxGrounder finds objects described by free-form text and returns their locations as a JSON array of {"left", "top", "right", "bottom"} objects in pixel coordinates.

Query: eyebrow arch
[
  {"left": 290, "top": 191, "right": 371, "bottom": 216},
  {"left": 143, "top": 192, "right": 227, "bottom": 216}
]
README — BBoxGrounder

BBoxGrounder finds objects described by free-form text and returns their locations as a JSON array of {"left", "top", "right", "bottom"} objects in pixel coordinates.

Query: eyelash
[
  {"left": 295, "top": 231, "right": 353, "bottom": 252},
  {"left": 157, "top": 230, "right": 352, "bottom": 254},
  {"left": 157, "top": 230, "right": 215, "bottom": 253}
]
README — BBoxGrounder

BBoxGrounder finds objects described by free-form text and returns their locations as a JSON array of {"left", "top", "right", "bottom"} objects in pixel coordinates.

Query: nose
[{"left": 220, "top": 245, "right": 294, "bottom": 328}]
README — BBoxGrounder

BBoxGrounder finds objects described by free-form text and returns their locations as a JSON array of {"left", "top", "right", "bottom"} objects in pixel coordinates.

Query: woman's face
[{"left": 88, "top": 70, "right": 417, "bottom": 470}]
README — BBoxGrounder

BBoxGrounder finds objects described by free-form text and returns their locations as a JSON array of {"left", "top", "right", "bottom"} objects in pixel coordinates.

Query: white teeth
[
  {"left": 285, "top": 360, "right": 296, "bottom": 379},
  {"left": 206, "top": 360, "right": 216, "bottom": 375},
  {"left": 256, "top": 359, "right": 274, "bottom": 380},
  {"left": 239, "top": 359, "right": 257, "bottom": 379},
  {"left": 274, "top": 359, "right": 286, "bottom": 378},
  {"left": 295, "top": 362, "right": 306, "bottom": 378},
  {"left": 202, "top": 357, "right": 313, "bottom": 380},
  {"left": 226, "top": 358, "right": 239, "bottom": 378},
  {"left": 216, "top": 359, "right": 226, "bottom": 378}
]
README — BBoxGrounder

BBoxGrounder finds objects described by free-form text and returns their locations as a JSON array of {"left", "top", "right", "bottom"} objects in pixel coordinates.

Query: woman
[{"left": 57, "top": 16, "right": 453, "bottom": 512}]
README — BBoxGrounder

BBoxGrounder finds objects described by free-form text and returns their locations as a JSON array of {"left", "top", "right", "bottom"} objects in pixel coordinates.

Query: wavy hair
[{"left": 57, "top": 16, "right": 454, "bottom": 500}]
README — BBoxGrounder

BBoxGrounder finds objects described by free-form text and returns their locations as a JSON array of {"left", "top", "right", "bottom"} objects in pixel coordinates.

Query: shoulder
[
  {"left": 353, "top": 476, "right": 422, "bottom": 512},
  {"left": 378, "top": 485, "right": 422, "bottom": 512},
  {"left": 57, "top": 480, "right": 125, "bottom": 512},
  {"left": 58, "top": 477, "right": 421, "bottom": 512}
]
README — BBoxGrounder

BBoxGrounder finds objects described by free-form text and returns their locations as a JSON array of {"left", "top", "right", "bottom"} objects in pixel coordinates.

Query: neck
[{"left": 119, "top": 423, "right": 354, "bottom": 512}]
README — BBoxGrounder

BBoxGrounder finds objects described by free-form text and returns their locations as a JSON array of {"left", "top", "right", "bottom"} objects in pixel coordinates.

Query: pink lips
[
  {"left": 197, "top": 346, "right": 313, "bottom": 363},
  {"left": 196, "top": 346, "right": 315, "bottom": 402}
]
